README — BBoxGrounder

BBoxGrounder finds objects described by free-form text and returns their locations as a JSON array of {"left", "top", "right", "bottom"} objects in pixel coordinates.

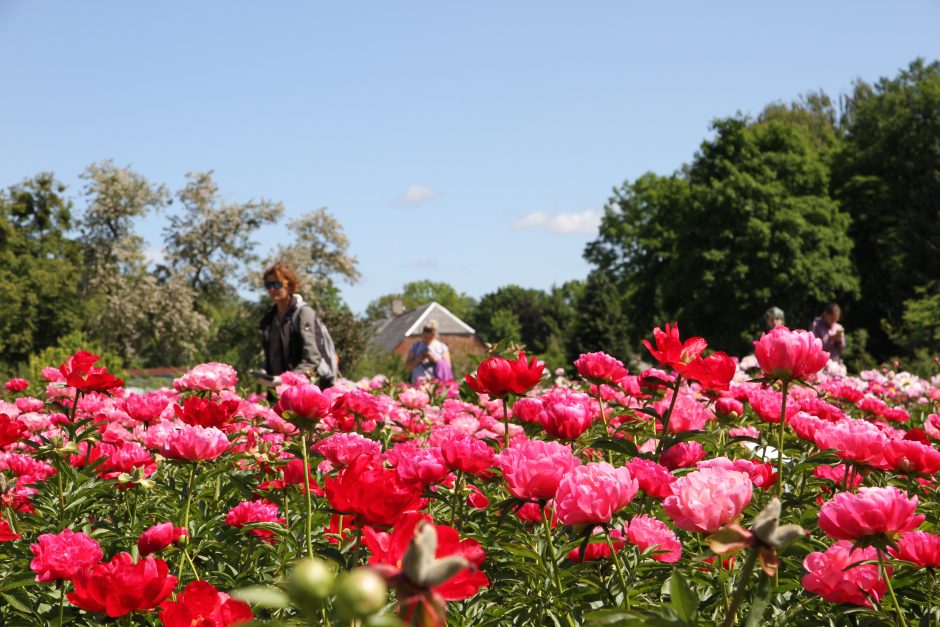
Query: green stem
[
  {"left": 177, "top": 463, "right": 199, "bottom": 584},
  {"left": 540, "top": 505, "right": 563, "bottom": 596},
  {"left": 655, "top": 375, "right": 683, "bottom": 458},
  {"left": 449, "top": 470, "right": 463, "bottom": 526},
  {"left": 776, "top": 382, "right": 790, "bottom": 498},
  {"left": 605, "top": 529, "right": 629, "bottom": 607},
  {"left": 596, "top": 388, "right": 613, "bottom": 465},
  {"left": 721, "top": 548, "right": 758, "bottom": 627},
  {"left": 57, "top": 581, "right": 65, "bottom": 626},
  {"left": 300, "top": 427, "right": 314, "bottom": 558},
  {"left": 878, "top": 548, "right": 907, "bottom": 627},
  {"left": 502, "top": 398, "right": 510, "bottom": 449}
]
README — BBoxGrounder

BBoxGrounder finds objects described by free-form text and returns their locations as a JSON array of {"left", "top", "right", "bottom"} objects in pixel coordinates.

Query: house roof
[{"left": 370, "top": 302, "right": 476, "bottom": 352}]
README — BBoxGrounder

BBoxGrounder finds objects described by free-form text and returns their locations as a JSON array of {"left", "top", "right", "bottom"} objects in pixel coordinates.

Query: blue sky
[{"left": 2, "top": 2, "right": 939, "bottom": 314}]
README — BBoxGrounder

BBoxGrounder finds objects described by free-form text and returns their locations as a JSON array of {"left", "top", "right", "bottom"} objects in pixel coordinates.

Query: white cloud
[
  {"left": 513, "top": 209, "right": 601, "bottom": 235},
  {"left": 395, "top": 185, "right": 440, "bottom": 207}
]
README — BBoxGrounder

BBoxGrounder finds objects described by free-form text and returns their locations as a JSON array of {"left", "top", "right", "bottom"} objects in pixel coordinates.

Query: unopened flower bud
[
  {"left": 289, "top": 557, "right": 335, "bottom": 603},
  {"left": 335, "top": 567, "right": 387, "bottom": 620}
]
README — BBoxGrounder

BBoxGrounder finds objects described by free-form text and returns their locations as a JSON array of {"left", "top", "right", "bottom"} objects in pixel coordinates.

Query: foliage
[
  {"left": 365, "top": 280, "right": 477, "bottom": 323},
  {"left": 569, "top": 270, "right": 630, "bottom": 362},
  {"left": 833, "top": 59, "right": 940, "bottom": 357}
]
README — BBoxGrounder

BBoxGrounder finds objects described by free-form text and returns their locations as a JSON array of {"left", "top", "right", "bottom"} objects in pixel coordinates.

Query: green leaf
[
  {"left": 231, "top": 585, "right": 292, "bottom": 609},
  {"left": 668, "top": 570, "right": 697, "bottom": 625}
]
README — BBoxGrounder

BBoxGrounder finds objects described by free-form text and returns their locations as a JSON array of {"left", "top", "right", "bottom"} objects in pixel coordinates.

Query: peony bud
[
  {"left": 289, "top": 558, "right": 335, "bottom": 603},
  {"left": 335, "top": 567, "right": 387, "bottom": 620}
]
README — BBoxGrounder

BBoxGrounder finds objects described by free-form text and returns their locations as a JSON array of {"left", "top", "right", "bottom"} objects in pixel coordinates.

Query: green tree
[
  {"left": 364, "top": 280, "right": 476, "bottom": 322},
  {"left": 468, "top": 285, "right": 571, "bottom": 355},
  {"left": 569, "top": 270, "right": 630, "bottom": 361},
  {"left": 587, "top": 101, "right": 859, "bottom": 354},
  {"left": 0, "top": 174, "right": 83, "bottom": 369},
  {"left": 833, "top": 59, "right": 940, "bottom": 357}
]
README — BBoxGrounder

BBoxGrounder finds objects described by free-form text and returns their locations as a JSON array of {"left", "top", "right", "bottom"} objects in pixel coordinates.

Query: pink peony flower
[
  {"left": 728, "top": 426, "right": 759, "bottom": 439},
  {"left": 137, "top": 522, "right": 188, "bottom": 556},
  {"left": 747, "top": 388, "right": 800, "bottom": 424},
  {"left": 30, "top": 529, "right": 104, "bottom": 582},
  {"left": 441, "top": 431, "right": 495, "bottom": 476},
  {"left": 394, "top": 446, "right": 450, "bottom": 486},
  {"left": 161, "top": 425, "right": 230, "bottom": 462},
  {"left": 554, "top": 463, "right": 638, "bottom": 526},
  {"left": 538, "top": 391, "right": 595, "bottom": 440},
  {"left": 662, "top": 467, "right": 753, "bottom": 533},
  {"left": 398, "top": 387, "right": 430, "bottom": 410},
  {"left": 714, "top": 397, "right": 744, "bottom": 417},
  {"left": 511, "top": 397, "right": 544, "bottom": 423},
  {"left": 496, "top": 440, "right": 581, "bottom": 500},
  {"left": 14, "top": 397, "right": 43, "bottom": 413},
  {"left": 802, "top": 541, "right": 886, "bottom": 607},
  {"left": 225, "top": 500, "right": 286, "bottom": 542},
  {"left": 123, "top": 392, "right": 172, "bottom": 423},
  {"left": 278, "top": 383, "right": 332, "bottom": 424},
  {"left": 573, "top": 352, "right": 628, "bottom": 384},
  {"left": 173, "top": 362, "right": 238, "bottom": 392},
  {"left": 818, "top": 486, "right": 924, "bottom": 541},
  {"left": 627, "top": 515, "right": 681, "bottom": 562},
  {"left": 813, "top": 419, "right": 890, "bottom": 469},
  {"left": 659, "top": 440, "right": 706, "bottom": 470},
  {"left": 883, "top": 439, "right": 940, "bottom": 475},
  {"left": 4, "top": 378, "right": 28, "bottom": 392},
  {"left": 625, "top": 458, "right": 676, "bottom": 499},
  {"left": 566, "top": 528, "right": 626, "bottom": 562},
  {"left": 753, "top": 326, "right": 829, "bottom": 382},
  {"left": 891, "top": 531, "right": 940, "bottom": 568},
  {"left": 697, "top": 457, "right": 777, "bottom": 490},
  {"left": 313, "top": 433, "right": 382, "bottom": 467}
]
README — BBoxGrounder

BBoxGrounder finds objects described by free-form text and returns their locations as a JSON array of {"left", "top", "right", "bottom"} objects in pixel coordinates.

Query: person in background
[
  {"left": 811, "top": 302, "right": 846, "bottom": 363},
  {"left": 258, "top": 262, "right": 333, "bottom": 387},
  {"left": 405, "top": 320, "right": 453, "bottom": 384},
  {"left": 764, "top": 306, "right": 786, "bottom": 330}
]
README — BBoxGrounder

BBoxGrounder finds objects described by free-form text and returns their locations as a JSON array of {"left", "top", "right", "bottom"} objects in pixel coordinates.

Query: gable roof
[{"left": 370, "top": 302, "right": 476, "bottom": 352}]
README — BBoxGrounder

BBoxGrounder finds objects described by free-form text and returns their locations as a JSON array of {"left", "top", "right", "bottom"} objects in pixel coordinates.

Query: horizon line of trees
[{"left": 2, "top": 59, "right": 938, "bottom": 381}]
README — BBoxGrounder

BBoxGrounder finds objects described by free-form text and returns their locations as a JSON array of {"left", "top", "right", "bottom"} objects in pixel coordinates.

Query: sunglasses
[{"left": 264, "top": 281, "right": 283, "bottom": 290}]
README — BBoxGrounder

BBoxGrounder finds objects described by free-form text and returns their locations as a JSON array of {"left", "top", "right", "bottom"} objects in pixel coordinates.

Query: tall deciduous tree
[
  {"left": 364, "top": 280, "right": 476, "bottom": 322},
  {"left": 833, "top": 59, "right": 940, "bottom": 357}
]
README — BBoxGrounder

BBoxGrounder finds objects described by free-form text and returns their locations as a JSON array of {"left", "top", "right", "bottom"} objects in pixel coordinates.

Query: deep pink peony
[
  {"left": 68, "top": 553, "right": 177, "bottom": 617},
  {"left": 137, "top": 522, "right": 188, "bottom": 557},
  {"left": 818, "top": 486, "right": 924, "bottom": 540},
  {"left": 225, "top": 500, "right": 286, "bottom": 542},
  {"left": 4, "top": 378, "right": 28, "bottom": 392},
  {"left": 753, "top": 326, "right": 829, "bottom": 381},
  {"left": 123, "top": 392, "right": 172, "bottom": 423},
  {"left": 173, "top": 362, "right": 238, "bottom": 392},
  {"left": 538, "top": 392, "right": 595, "bottom": 440},
  {"left": 659, "top": 440, "right": 706, "bottom": 470},
  {"left": 30, "top": 528, "right": 104, "bottom": 582},
  {"left": 313, "top": 432, "right": 382, "bottom": 466},
  {"left": 554, "top": 463, "right": 638, "bottom": 526},
  {"left": 697, "top": 457, "right": 777, "bottom": 490},
  {"left": 441, "top": 431, "right": 496, "bottom": 476},
  {"left": 573, "top": 352, "right": 628, "bottom": 384},
  {"left": 161, "top": 425, "right": 230, "bottom": 462},
  {"left": 625, "top": 458, "right": 676, "bottom": 499},
  {"left": 662, "top": 467, "right": 753, "bottom": 533},
  {"left": 813, "top": 419, "right": 890, "bottom": 469},
  {"left": 496, "top": 440, "right": 581, "bottom": 500},
  {"left": 883, "top": 439, "right": 940, "bottom": 475},
  {"left": 714, "top": 397, "right": 744, "bottom": 417},
  {"left": 627, "top": 515, "right": 681, "bottom": 563},
  {"left": 278, "top": 383, "right": 332, "bottom": 423},
  {"left": 566, "top": 528, "right": 626, "bottom": 562},
  {"left": 394, "top": 446, "right": 450, "bottom": 486},
  {"left": 891, "top": 531, "right": 940, "bottom": 568},
  {"left": 802, "top": 541, "right": 886, "bottom": 607}
]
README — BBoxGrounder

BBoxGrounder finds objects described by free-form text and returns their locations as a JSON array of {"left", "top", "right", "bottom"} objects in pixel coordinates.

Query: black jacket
[{"left": 259, "top": 297, "right": 323, "bottom": 377}]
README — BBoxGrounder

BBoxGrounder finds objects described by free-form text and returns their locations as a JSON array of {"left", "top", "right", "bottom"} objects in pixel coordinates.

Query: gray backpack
[{"left": 293, "top": 305, "right": 339, "bottom": 383}]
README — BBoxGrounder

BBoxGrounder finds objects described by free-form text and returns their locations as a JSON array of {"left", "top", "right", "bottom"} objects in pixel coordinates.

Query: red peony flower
[
  {"left": 30, "top": 528, "right": 104, "bottom": 582},
  {"left": 753, "top": 327, "right": 828, "bottom": 382},
  {"left": 225, "top": 499, "right": 286, "bottom": 542},
  {"left": 68, "top": 553, "right": 177, "bottom": 617},
  {"left": 4, "top": 378, "right": 28, "bottom": 392},
  {"left": 643, "top": 323, "right": 707, "bottom": 372},
  {"left": 681, "top": 352, "right": 736, "bottom": 392},
  {"left": 58, "top": 350, "right": 123, "bottom": 393},
  {"left": 802, "top": 541, "right": 886, "bottom": 607},
  {"left": 818, "top": 486, "right": 924, "bottom": 541},
  {"left": 324, "top": 454, "right": 424, "bottom": 527},
  {"left": 137, "top": 523, "right": 188, "bottom": 557},
  {"left": 0, "top": 518, "right": 20, "bottom": 542},
  {"left": 363, "top": 511, "right": 489, "bottom": 602},
  {"left": 0, "top": 413, "right": 27, "bottom": 447},
  {"left": 567, "top": 528, "right": 626, "bottom": 562},
  {"left": 465, "top": 352, "right": 544, "bottom": 398},
  {"left": 160, "top": 580, "right": 253, "bottom": 626},
  {"left": 173, "top": 396, "right": 241, "bottom": 429}
]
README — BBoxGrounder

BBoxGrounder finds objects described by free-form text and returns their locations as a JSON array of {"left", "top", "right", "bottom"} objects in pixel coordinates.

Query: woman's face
[
  {"left": 264, "top": 274, "right": 291, "bottom": 303},
  {"left": 422, "top": 331, "right": 436, "bottom": 344}
]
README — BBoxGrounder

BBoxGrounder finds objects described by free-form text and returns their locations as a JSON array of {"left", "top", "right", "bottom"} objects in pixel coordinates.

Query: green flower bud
[{"left": 335, "top": 567, "right": 387, "bottom": 620}]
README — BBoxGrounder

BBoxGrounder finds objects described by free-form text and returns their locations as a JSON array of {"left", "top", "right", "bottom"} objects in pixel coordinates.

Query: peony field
[{"left": 1, "top": 325, "right": 939, "bottom": 626}]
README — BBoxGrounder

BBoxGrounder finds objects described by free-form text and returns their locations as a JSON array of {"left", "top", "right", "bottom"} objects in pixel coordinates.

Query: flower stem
[
  {"left": 878, "top": 548, "right": 907, "bottom": 627},
  {"left": 502, "top": 398, "right": 510, "bottom": 449},
  {"left": 177, "top": 463, "right": 199, "bottom": 585},
  {"left": 450, "top": 470, "right": 463, "bottom": 526},
  {"left": 57, "top": 581, "right": 65, "bottom": 626},
  {"left": 540, "top": 505, "right": 563, "bottom": 596},
  {"left": 721, "top": 547, "right": 758, "bottom": 627},
  {"left": 604, "top": 529, "right": 629, "bottom": 607},
  {"left": 775, "top": 381, "right": 790, "bottom": 498},
  {"left": 655, "top": 375, "right": 683, "bottom": 458},
  {"left": 300, "top": 426, "right": 315, "bottom": 558},
  {"left": 595, "top": 387, "right": 613, "bottom": 464}
]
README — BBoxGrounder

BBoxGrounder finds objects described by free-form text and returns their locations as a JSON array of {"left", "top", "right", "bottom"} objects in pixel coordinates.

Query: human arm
[
  {"left": 292, "top": 306, "right": 324, "bottom": 376},
  {"left": 404, "top": 343, "right": 427, "bottom": 371}
]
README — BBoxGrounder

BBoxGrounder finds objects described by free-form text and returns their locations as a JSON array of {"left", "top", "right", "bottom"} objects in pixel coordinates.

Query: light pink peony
[
  {"left": 662, "top": 466, "right": 752, "bottom": 533},
  {"left": 753, "top": 326, "right": 829, "bottom": 381},
  {"left": 818, "top": 486, "right": 924, "bottom": 540},
  {"left": 173, "top": 362, "right": 238, "bottom": 392},
  {"left": 161, "top": 425, "right": 230, "bottom": 462},
  {"left": 398, "top": 387, "right": 430, "bottom": 410},
  {"left": 554, "top": 462, "right": 638, "bottom": 525},
  {"left": 313, "top": 433, "right": 382, "bottom": 467},
  {"left": 123, "top": 392, "right": 172, "bottom": 424},
  {"left": 627, "top": 515, "right": 681, "bottom": 562},
  {"left": 496, "top": 440, "right": 581, "bottom": 500},
  {"left": 802, "top": 541, "right": 886, "bottom": 607},
  {"left": 573, "top": 352, "right": 628, "bottom": 384}
]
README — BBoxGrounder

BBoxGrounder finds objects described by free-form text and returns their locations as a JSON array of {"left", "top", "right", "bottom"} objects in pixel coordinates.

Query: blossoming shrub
[{"left": 0, "top": 335, "right": 938, "bottom": 625}]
